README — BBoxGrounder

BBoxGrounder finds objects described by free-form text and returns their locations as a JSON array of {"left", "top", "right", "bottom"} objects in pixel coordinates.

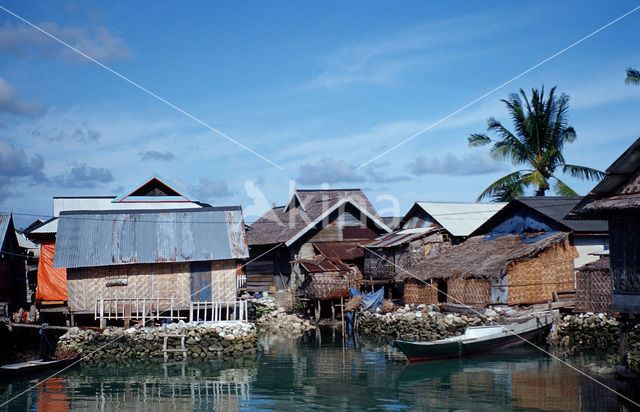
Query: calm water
[{"left": 1, "top": 329, "right": 639, "bottom": 411}]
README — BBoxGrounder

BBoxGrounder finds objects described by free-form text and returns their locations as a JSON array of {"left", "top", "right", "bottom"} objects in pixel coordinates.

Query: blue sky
[{"left": 0, "top": 1, "right": 639, "bottom": 228}]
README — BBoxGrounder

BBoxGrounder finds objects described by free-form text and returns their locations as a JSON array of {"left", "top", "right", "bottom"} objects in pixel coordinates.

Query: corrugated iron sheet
[
  {"left": 53, "top": 197, "right": 202, "bottom": 217},
  {"left": 414, "top": 202, "right": 506, "bottom": 237},
  {"left": 0, "top": 214, "right": 10, "bottom": 243},
  {"left": 365, "top": 227, "right": 438, "bottom": 248},
  {"left": 314, "top": 242, "right": 364, "bottom": 260},
  {"left": 298, "top": 258, "right": 350, "bottom": 273},
  {"left": 53, "top": 207, "right": 249, "bottom": 269}
]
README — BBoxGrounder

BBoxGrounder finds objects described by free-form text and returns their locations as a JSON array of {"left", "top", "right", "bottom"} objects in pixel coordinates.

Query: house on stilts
[
  {"left": 246, "top": 188, "right": 392, "bottom": 319},
  {"left": 568, "top": 137, "right": 640, "bottom": 375},
  {"left": 53, "top": 206, "right": 249, "bottom": 327}
]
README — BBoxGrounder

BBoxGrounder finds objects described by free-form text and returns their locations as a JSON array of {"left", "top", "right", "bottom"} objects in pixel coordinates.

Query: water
[{"left": 1, "top": 329, "right": 638, "bottom": 411}]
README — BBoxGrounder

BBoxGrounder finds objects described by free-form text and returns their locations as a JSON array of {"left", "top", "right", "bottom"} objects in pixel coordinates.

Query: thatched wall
[
  {"left": 303, "top": 273, "right": 350, "bottom": 300},
  {"left": 447, "top": 278, "right": 491, "bottom": 306},
  {"left": 364, "top": 233, "right": 450, "bottom": 280},
  {"left": 403, "top": 279, "right": 438, "bottom": 305},
  {"left": 506, "top": 241, "right": 576, "bottom": 305},
  {"left": 67, "top": 260, "right": 237, "bottom": 312},
  {"left": 575, "top": 258, "right": 612, "bottom": 313}
]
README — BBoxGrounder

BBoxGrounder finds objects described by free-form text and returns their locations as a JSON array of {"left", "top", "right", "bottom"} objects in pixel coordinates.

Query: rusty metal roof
[
  {"left": 364, "top": 227, "right": 439, "bottom": 248},
  {"left": 313, "top": 242, "right": 364, "bottom": 260},
  {"left": 53, "top": 207, "right": 249, "bottom": 269},
  {"left": 297, "top": 257, "right": 351, "bottom": 273}
]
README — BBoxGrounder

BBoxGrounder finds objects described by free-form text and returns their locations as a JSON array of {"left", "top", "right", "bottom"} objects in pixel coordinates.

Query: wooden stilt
[
  {"left": 331, "top": 301, "right": 335, "bottom": 321},
  {"left": 340, "top": 297, "right": 344, "bottom": 336}
]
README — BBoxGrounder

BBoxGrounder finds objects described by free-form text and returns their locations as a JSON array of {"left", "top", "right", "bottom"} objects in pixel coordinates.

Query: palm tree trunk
[{"left": 535, "top": 188, "right": 546, "bottom": 196}]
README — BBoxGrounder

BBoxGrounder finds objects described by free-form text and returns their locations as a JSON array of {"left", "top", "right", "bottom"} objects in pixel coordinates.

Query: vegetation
[
  {"left": 469, "top": 86, "right": 605, "bottom": 202},
  {"left": 626, "top": 67, "right": 640, "bottom": 86}
]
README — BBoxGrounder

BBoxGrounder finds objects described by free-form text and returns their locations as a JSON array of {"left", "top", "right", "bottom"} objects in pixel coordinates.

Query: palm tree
[
  {"left": 468, "top": 86, "right": 605, "bottom": 202},
  {"left": 626, "top": 67, "right": 640, "bottom": 85}
]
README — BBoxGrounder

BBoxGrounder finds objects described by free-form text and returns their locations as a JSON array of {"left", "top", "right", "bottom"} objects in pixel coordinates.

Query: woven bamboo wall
[
  {"left": 447, "top": 277, "right": 491, "bottom": 306},
  {"left": 403, "top": 279, "right": 438, "bottom": 305},
  {"left": 507, "top": 241, "right": 577, "bottom": 305},
  {"left": 67, "top": 260, "right": 237, "bottom": 312},
  {"left": 575, "top": 267, "right": 612, "bottom": 313}
]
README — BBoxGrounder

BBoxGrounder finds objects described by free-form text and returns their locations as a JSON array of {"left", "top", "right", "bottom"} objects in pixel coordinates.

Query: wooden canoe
[{"left": 394, "top": 311, "right": 557, "bottom": 362}]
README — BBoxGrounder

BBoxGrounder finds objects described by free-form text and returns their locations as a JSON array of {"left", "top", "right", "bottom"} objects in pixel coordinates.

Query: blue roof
[{"left": 53, "top": 207, "right": 248, "bottom": 269}]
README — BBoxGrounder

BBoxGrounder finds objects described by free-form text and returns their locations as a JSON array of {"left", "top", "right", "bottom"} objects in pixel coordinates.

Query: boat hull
[
  {"left": 394, "top": 312, "right": 555, "bottom": 362},
  {"left": 0, "top": 356, "right": 80, "bottom": 379}
]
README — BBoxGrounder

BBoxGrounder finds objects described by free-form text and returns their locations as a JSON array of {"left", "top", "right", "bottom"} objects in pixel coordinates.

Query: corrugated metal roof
[
  {"left": 0, "top": 214, "right": 11, "bottom": 251},
  {"left": 53, "top": 197, "right": 202, "bottom": 217},
  {"left": 297, "top": 258, "right": 350, "bottom": 273},
  {"left": 29, "top": 218, "right": 58, "bottom": 234},
  {"left": 365, "top": 227, "right": 438, "bottom": 248},
  {"left": 414, "top": 202, "right": 506, "bottom": 237},
  {"left": 53, "top": 207, "right": 249, "bottom": 269},
  {"left": 313, "top": 242, "right": 364, "bottom": 260}
]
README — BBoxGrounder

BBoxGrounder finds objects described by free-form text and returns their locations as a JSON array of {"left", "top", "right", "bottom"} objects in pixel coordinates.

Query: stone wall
[
  {"left": 357, "top": 304, "right": 480, "bottom": 341},
  {"left": 547, "top": 313, "right": 640, "bottom": 372},
  {"left": 56, "top": 321, "right": 257, "bottom": 360}
]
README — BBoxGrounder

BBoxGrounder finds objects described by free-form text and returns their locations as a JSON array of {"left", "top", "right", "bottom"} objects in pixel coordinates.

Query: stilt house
[
  {"left": 401, "top": 232, "right": 577, "bottom": 306},
  {"left": 246, "top": 189, "right": 392, "bottom": 296},
  {"left": 53, "top": 206, "right": 249, "bottom": 324}
]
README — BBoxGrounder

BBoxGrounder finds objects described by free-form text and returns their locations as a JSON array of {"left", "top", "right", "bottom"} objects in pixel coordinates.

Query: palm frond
[
  {"left": 553, "top": 178, "right": 579, "bottom": 196},
  {"left": 521, "top": 170, "right": 549, "bottom": 192},
  {"left": 561, "top": 164, "right": 606, "bottom": 181},
  {"left": 626, "top": 68, "right": 640, "bottom": 86},
  {"left": 468, "top": 134, "right": 492, "bottom": 147},
  {"left": 476, "top": 171, "right": 526, "bottom": 202}
]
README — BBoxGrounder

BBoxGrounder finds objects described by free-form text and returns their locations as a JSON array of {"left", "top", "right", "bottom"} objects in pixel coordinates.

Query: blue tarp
[
  {"left": 483, "top": 208, "right": 559, "bottom": 243},
  {"left": 349, "top": 287, "right": 384, "bottom": 313}
]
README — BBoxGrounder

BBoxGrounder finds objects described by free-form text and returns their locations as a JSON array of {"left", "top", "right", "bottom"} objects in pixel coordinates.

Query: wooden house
[
  {"left": 569, "top": 138, "right": 640, "bottom": 314},
  {"left": 471, "top": 196, "right": 608, "bottom": 268},
  {"left": 568, "top": 137, "right": 640, "bottom": 374},
  {"left": 360, "top": 202, "right": 504, "bottom": 299},
  {"left": 25, "top": 174, "right": 207, "bottom": 307},
  {"left": 400, "top": 232, "right": 577, "bottom": 306},
  {"left": 575, "top": 256, "right": 611, "bottom": 313},
  {"left": 246, "top": 189, "right": 392, "bottom": 295},
  {"left": 53, "top": 206, "right": 248, "bottom": 325},
  {"left": 0, "top": 214, "right": 24, "bottom": 311}
]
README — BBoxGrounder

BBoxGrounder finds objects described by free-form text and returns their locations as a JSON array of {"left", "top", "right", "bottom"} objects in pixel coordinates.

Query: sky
[{"left": 0, "top": 1, "right": 639, "bottom": 228}]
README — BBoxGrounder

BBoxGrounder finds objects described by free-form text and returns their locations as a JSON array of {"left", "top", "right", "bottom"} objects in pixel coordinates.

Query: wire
[{"left": 358, "top": 244, "right": 640, "bottom": 407}]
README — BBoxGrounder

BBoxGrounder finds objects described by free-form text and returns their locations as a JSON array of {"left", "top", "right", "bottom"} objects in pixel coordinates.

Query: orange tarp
[{"left": 36, "top": 241, "right": 67, "bottom": 301}]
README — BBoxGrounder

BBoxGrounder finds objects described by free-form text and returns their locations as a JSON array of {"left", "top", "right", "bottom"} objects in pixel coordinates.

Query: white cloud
[
  {"left": 0, "top": 76, "right": 46, "bottom": 117},
  {"left": 408, "top": 152, "right": 506, "bottom": 176},
  {"left": 0, "top": 21, "right": 132, "bottom": 63},
  {"left": 303, "top": 13, "right": 508, "bottom": 89},
  {"left": 297, "top": 157, "right": 366, "bottom": 184}
]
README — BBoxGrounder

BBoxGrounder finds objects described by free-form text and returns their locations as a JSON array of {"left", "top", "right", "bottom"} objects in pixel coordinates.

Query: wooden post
[
  {"left": 99, "top": 298, "right": 105, "bottom": 329},
  {"left": 142, "top": 299, "right": 147, "bottom": 325},
  {"left": 170, "top": 296, "right": 174, "bottom": 321},
  {"left": 189, "top": 302, "right": 193, "bottom": 323},
  {"left": 315, "top": 299, "right": 321, "bottom": 322},
  {"left": 340, "top": 297, "right": 344, "bottom": 336},
  {"left": 331, "top": 301, "right": 335, "bottom": 322}
]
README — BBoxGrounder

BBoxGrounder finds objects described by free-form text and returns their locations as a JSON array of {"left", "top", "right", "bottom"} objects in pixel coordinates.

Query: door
[{"left": 190, "top": 261, "right": 211, "bottom": 302}]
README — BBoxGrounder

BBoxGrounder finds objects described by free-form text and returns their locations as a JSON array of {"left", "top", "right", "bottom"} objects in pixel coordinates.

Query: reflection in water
[{"left": 0, "top": 328, "right": 638, "bottom": 411}]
